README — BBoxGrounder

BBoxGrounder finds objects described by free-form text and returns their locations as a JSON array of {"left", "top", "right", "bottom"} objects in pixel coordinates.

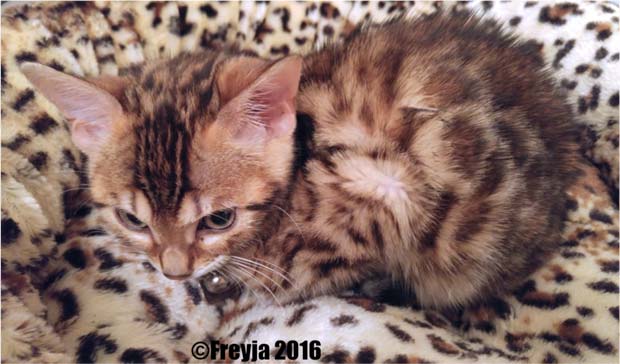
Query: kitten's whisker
[
  {"left": 66, "top": 199, "right": 95, "bottom": 217},
  {"left": 231, "top": 263, "right": 282, "bottom": 307},
  {"left": 230, "top": 257, "right": 289, "bottom": 293},
  {"left": 237, "top": 238, "right": 295, "bottom": 286},
  {"left": 252, "top": 257, "right": 298, "bottom": 290},
  {"left": 220, "top": 266, "right": 244, "bottom": 288},
  {"left": 230, "top": 256, "right": 296, "bottom": 289},
  {"left": 61, "top": 186, "right": 90, "bottom": 194},
  {"left": 252, "top": 257, "right": 289, "bottom": 275},
  {"left": 272, "top": 205, "right": 307, "bottom": 245},
  {"left": 222, "top": 266, "right": 261, "bottom": 302},
  {"left": 225, "top": 265, "right": 266, "bottom": 304},
  {"left": 232, "top": 254, "right": 289, "bottom": 275}
]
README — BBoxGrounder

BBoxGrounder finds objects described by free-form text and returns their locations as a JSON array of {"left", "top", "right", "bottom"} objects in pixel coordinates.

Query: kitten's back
[{"left": 296, "top": 12, "right": 579, "bottom": 308}]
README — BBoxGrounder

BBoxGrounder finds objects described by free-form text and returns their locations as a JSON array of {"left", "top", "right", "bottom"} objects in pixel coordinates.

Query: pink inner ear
[
  {"left": 225, "top": 56, "right": 302, "bottom": 143},
  {"left": 71, "top": 120, "right": 110, "bottom": 153},
  {"left": 20, "top": 62, "right": 124, "bottom": 156}
]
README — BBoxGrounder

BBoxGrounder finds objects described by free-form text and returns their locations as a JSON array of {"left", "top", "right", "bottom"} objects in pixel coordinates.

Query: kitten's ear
[
  {"left": 217, "top": 55, "right": 302, "bottom": 143},
  {"left": 217, "top": 56, "right": 273, "bottom": 105},
  {"left": 20, "top": 62, "right": 125, "bottom": 155}
]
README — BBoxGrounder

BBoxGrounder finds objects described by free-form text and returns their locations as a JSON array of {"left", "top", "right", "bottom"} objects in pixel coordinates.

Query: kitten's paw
[{"left": 441, "top": 296, "right": 514, "bottom": 334}]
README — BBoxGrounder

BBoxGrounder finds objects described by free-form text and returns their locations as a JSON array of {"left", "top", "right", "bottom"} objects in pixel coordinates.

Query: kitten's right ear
[
  {"left": 20, "top": 62, "right": 125, "bottom": 156},
  {"left": 214, "top": 56, "right": 302, "bottom": 144}
]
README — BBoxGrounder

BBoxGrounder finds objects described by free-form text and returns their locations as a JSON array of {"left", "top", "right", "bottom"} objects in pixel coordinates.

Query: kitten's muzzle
[{"left": 159, "top": 247, "right": 194, "bottom": 280}]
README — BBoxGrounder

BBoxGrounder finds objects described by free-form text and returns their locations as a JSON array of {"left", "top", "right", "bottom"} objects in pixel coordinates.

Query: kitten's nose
[
  {"left": 159, "top": 247, "right": 193, "bottom": 280},
  {"left": 164, "top": 273, "right": 191, "bottom": 280}
]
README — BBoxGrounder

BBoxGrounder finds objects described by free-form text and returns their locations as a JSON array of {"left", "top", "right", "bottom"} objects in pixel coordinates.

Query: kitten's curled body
[
  {"left": 23, "top": 12, "right": 579, "bottom": 309},
  {"left": 258, "top": 13, "right": 580, "bottom": 308}
]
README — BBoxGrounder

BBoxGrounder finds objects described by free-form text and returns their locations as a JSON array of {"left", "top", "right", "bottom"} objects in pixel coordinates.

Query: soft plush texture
[{"left": 1, "top": 1, "right": 618, "bottom": 363}]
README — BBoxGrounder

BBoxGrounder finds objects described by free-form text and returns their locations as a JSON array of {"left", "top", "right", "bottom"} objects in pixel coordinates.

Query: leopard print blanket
[{"left": 1, "top": 1, "right": 618, "bottom": 363}]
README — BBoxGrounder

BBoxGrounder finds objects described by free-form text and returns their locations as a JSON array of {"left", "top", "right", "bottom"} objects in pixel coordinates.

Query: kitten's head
[{"left": 22, "top": 52, "right": 302, "bottom": 280}]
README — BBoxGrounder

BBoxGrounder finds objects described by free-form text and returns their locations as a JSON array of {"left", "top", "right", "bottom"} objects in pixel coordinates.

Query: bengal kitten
[{"left": 23, "top": 12, "right": 579, "bottom": 309}]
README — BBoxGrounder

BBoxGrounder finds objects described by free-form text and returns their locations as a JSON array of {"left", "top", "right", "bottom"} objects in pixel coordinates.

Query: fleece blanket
[{"left": 1, "top": 1, "right": 618, "bottom": 363}]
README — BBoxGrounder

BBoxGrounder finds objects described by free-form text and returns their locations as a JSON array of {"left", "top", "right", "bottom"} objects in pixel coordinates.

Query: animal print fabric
[{"left": 1, "top": 1, "right": 618, "bottom": 363}]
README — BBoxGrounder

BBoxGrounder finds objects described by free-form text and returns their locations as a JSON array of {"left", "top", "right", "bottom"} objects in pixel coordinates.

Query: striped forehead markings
[
  {"left": 124, "top": 51, "right": 236, "bottom": 216},
  {"left": 133, "top": 106, "right": 192, "bottom": 215}
]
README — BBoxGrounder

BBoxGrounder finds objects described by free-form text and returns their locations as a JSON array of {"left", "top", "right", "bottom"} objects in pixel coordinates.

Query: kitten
[{"left": 23, "top": 12, "right": 579, "bottom": 309}]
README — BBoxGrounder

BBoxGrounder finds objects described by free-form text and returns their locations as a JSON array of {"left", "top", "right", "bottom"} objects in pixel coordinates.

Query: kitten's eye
[
  {"left": 115, "top": 209, "right": 148, "bottom": 231},
  {"left": 198, "top": 208, "right": 236, "bottom": 231}
]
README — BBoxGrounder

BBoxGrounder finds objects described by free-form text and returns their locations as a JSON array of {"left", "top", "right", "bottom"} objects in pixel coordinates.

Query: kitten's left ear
[
  {"left": 217, "top": 55, "right": 302, "bottom": 144},
  {"left": 20, "top": 63, "right": 127, "bottom": 156}
]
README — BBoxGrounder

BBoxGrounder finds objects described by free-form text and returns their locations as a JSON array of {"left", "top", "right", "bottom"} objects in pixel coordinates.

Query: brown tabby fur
[{"left": 26, "top": 12, "right": 580, "bottom": 309}]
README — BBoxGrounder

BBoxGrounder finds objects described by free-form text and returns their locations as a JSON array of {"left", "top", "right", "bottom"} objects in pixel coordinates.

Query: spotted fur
[
  {"left": 1, "top": 1, "right": 618, "bottom": 363},
  {"left": 27, "top": 11, "right": 583, "bottom": 310}
]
